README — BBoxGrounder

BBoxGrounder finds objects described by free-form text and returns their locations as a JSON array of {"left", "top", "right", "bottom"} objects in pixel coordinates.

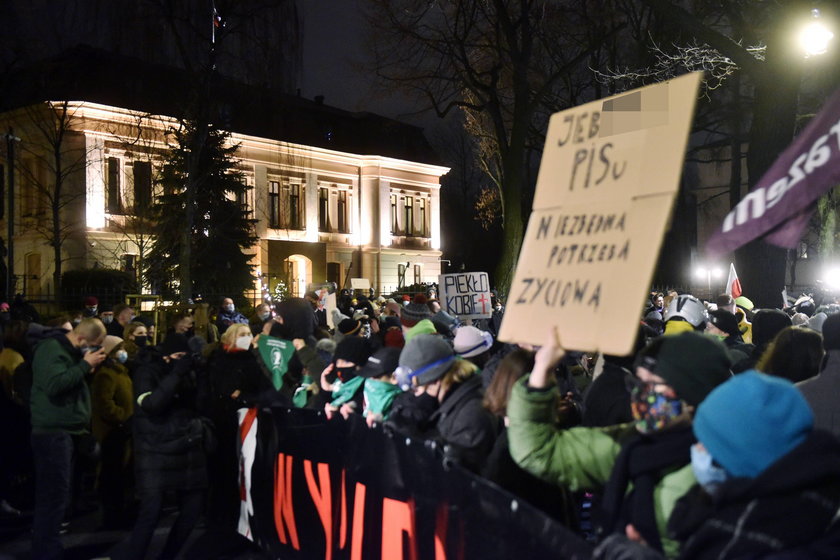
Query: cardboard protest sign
[
  {"left": 350, "top": 278, "right": 371, "bottom": 290},
  {"left": 498, "top": 72, "right": 702, "bottom": 354},
  {"left": 438, "top": 272, "right": 492, "bottom": 319},
  {"left": 325, "top": 292, "right": 337, "bottom": 329}
]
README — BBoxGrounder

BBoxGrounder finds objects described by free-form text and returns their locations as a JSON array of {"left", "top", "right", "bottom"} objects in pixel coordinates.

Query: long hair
[
  {"left": 440, "top": 358, "right": 479, "bottom": 396},
  {"left": 756, "top": 326, "right": 824, "bottom": 383},
  {"left": 483, "top": 348, "right": 535, "bottom": 417}
]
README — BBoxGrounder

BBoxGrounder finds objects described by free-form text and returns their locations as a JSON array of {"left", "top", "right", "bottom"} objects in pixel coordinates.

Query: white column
[
  {"left": 85, "top": 135, "right": 106, "bottom": 229},
  {"left": 430, "top": 187, "right": 441, "bottom": 250},
  {"left": 305, "top": 172, "right": 318, "bottom": 241}
]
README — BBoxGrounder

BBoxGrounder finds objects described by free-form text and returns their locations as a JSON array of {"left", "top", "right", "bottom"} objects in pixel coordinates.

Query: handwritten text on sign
[
  {"left": 499, "top": 72, "right": 702, "bottom": 354},
  {"left": 439, "top": 272, "right": 492, "bottom": 319}
]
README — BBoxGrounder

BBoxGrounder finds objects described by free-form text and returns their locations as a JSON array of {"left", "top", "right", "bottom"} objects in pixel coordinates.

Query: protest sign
[
  {"left": 350, "top": 278, "right": 371, "bottom": 290},
  {"left": 438, "top": 272, "right": 492, "bottom": 319},
  {"left": 499, "top": 72, "right": 702, "bottom": 354}
]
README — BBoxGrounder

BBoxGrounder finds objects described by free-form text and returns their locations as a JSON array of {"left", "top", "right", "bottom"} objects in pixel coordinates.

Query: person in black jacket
[
  {"left": 387, "top": 334, "right": 498, "bottom": 473},
  {"left": 114, "top": 334, "right": 209, "bottom": 560},
  {"left": 205, "top": 323, "right": 275, "bottom": 531}
]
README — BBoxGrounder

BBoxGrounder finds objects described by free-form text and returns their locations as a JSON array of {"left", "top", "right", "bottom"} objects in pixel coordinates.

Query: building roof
[{"left": 0, "top": 45, "right": 443, "bottom": 165}]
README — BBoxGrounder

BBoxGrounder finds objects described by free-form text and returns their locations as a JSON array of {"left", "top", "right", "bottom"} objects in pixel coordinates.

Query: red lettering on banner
[
  {"left": 381, "top": 497, "right": 418, "bottom": 560},
  {"left": 435, "top": 503, "right": 448, "bottom": 560},
  {"left": 351, "top": 483, "right": 366, "bottom": 560},
  {"left": 304, "top": 460, "right": 334, "bottom": 560},
  {"left": 273, "top": 453, "right": 299, "bottom": 549},
  {"left": 339, "top": 469, "right": 347, "bottom": 548}
]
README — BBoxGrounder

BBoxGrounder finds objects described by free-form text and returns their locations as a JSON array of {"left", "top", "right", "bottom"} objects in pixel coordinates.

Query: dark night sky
[{"left": 299, "top": 0, "right": 433, "bottom": 128}]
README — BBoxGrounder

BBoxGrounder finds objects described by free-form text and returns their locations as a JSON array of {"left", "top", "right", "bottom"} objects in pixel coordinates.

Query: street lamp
[
  {"left": 799, "top": 9, "right": 834, "bottom": 57},
  {"left": 695, "top": 264, "right": 723, "bottom": 298}
]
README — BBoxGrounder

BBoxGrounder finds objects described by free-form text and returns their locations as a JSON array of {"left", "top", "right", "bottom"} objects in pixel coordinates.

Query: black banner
[{"left": 237, "top": 407, "right": 593, "bottom": 559}]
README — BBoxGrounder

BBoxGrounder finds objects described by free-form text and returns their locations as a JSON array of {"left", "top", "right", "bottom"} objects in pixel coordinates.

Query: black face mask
[
  {"left": 335, "top": 365, "right": 356, "bottom": 382},
  {"left": 134, "top": 336, "right": 148, "bottom": 347}
]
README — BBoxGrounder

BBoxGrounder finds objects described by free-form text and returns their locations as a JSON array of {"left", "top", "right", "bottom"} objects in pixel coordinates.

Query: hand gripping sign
[{"left": 498, "top": 72, "right": 702, "bottom": 355}]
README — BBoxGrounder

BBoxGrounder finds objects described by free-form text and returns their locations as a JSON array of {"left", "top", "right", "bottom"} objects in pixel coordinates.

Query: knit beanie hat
[
  {"left": 790, "top": 312, "right": 810, "bottom": 327},
  {"left": 338, "top": 318, "right": 362, "bottom": 336},
  {"left": 453, "top": 326, "right": 493, "bottom": 358},
  {"left": 397, "top": 334, "right": 455, "bottom": 386},
  {"left": 405, "top": 319, "right": 437, "bottom": 342},
  {"left": 654, "top": 331, "right": 731, "bottom": 406},
  {"left": 707, "top": 309, "right": 740, "bottom": 339},
  {"left": 735, "top": 296, "right": 754, "bottom": 311},
  {"left": 821, "top": 313, "right": 840, "bottom": 350},
  {"left": 751, "top": 309, "right": 792, "bottom": 348},
  {"left": 400, "top": 294, "right": 433, "bottom": 328},
  {"left": 333, "top": 336, "right": 371, "bottom": 366},
  {"left": 694, "top": 370, "right": 813, "bottom": 478}
]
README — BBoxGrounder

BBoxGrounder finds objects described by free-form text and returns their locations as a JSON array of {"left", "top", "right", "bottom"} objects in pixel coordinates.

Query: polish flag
[{"left": 726, "top": 263, "right": 742, "bottom": 299}]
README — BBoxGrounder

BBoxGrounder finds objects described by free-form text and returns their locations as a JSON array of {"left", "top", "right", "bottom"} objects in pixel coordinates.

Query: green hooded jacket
[{"left": 507, "top": 376, "right": 695, "bottom": 558}]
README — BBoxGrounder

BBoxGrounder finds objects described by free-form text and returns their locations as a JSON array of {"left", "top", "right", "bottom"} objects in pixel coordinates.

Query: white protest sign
[
  {"left": 498, "top": 72, "right": 702, "bottom": 355},
  {"left": 438, "top": 272, "right": 492, "bottom": 319},
  {"left": 350, "top": 278, "right": 370, "bottom": 290},
  {"left": 326, "top": 292, "right": 337, "bottom": 329}
]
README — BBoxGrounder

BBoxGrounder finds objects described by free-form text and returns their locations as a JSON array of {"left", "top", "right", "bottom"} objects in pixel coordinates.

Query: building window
[
  {"left": 390, "top": 194, "right": 398, "bottom": 234},
  {"left": 106, "top": 157, "right": 122, "bottom": 214},
  {"left": 404, "top": 196, "right": 414, "bottom": 236},
  {"left": 413, "top": 264, "right": 421, "bottom": 285},
  {"left": 133, "top": 160, "right": 152, "bottom": 212},
  {"left": 123, "top": 254, "right": 137, "bottom": 277},
  {"left": 397, "top": 263, "right": 407, "bottom": 289},
  {"left": 236, "top": 183, "right": 250, "bottom": 214},
  {"left": 268, "top": 181, "right": 280, "bottom": 228},
  {"left": 20, "top": 158, "right": 45, "bottom": 217},
  {"left": 289, "top": 183, "right": 303, "bottom": 230},
  {"left": 319, "top": 187, "right": 329, "bottom": 231},
  {"left": 337, "top": 191, "right": 348, "bottom": 233},
  {"left": 419, "top": 198, "right": 427, "bottom": 237}
]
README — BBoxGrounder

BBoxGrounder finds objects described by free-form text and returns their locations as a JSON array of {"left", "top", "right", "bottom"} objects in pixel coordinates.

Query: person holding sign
[{"left": 507, "top": 329, "right": 731, "bottom": 558}]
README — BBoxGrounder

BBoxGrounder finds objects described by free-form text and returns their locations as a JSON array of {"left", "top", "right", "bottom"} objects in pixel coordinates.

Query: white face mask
[
  {"left": 115, "top": 350, "right": 129, "bottom": 364},
  {"left": 235, "top": 335, "right": 253, "bottom": 350}
]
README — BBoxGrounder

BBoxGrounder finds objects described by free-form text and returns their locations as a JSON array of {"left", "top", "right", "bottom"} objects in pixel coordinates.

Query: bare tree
[
  {"left": 365, "top": 0, "right": 623, "bottom": 292},
  {"left": 12, "top": 101, "right": 91, "bottom": 297}
]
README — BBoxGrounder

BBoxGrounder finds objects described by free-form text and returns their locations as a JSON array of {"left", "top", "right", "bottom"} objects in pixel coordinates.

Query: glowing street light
[
  {"left": 695, "top": 264, "right": 723, "bottom": 297},
  {"left": 824, "top": 267, "right": 840, "bottom": 290},
  {"left": 799, "top": 9, "right": 834, "bottom": 57}
]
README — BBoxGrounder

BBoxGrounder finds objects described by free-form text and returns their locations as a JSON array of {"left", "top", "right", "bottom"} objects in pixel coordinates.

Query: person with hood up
[
  {"left": 91, "top": 335, "right": 134, "bottom": 529},
  {"left": 320, "top": 336, "right": 371, "bottom": 419},
  {"left": 508, "top": 329, "right": 731, "bottom": 558},
  {"left": 386, "top": 334, "right": 498, "bottom": 473}
]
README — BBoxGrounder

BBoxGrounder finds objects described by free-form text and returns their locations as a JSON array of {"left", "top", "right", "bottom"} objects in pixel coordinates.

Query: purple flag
[{"left": 706, "top": 88, "right": 840, "bottom": 256}]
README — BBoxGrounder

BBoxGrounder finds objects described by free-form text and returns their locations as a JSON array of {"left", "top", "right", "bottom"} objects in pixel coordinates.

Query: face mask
[
  {"left": 691, "top": 444, "right": 729, "bottom": 494},
  {"left": 224, "top": 304, "right": 235, "bottom": 313},
  {"left": 494, "top": 305, "right": 501, "bottom": 312},
  {"left": 73, "top": 318, "right": 82, "bottom": 326},
  {"left": 115, "top": 350, "right": 129, "bottom": 364},
  {"left": 235, "top": 335, "right": 253, "bottom": 350},
  {"left": 101, "top": 315, "right": 113, "bottom": 325},
  {"left": 631, "top": 383, "right": 684, "bottom": 434},
  {"left": 259, "top": 312, "right": 271, "bottom": 321},
  {"left": 335, "top": 365, "right": 356, "bottom": 382},
  {"left": 134, "top": 335, "right": 147, "bottom": 347},
  {"left": 85, "top": 307, "right": 98, "bottom": 316}
]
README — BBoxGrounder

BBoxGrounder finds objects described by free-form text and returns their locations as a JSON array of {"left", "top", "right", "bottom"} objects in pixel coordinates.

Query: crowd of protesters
[{"left": 3, "top": 286, "right": 840, "bottom": 559}]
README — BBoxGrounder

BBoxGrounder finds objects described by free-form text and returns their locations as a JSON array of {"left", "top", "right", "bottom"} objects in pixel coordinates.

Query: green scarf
[
  {"left": 363, "top": 379, "right": 402, "bottom": 419},
  {"left": 257, "top": 335, "right": 296, "bottom": 390},
  {"left": 330, "top": 376, "right": 365, "bottom": 407},
  {"left": 293, "top": 374, "right": 314, "bottom": 408}
]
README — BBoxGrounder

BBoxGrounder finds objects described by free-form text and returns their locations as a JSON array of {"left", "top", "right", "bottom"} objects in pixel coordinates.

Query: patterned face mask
[{"left": 630, "top": 382, "right": 684, "bottom": 434}]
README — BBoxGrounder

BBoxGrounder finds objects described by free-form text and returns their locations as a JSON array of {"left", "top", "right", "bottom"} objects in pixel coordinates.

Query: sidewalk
[{"left": 0, "top": 507, "right": 267, "bottom": 560}]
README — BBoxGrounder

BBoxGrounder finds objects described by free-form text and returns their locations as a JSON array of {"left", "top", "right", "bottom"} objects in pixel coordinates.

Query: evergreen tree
[{"left": 145, "top": 120, "right": 257, "bottom": 300}]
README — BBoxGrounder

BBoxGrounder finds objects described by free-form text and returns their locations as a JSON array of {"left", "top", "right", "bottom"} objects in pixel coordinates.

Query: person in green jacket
[
  {"left": 30, "top": 317, "right": 107, "bottom": 559},
  {"left": 507, "top": 329, "right": 731, "bottom": 558}
]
